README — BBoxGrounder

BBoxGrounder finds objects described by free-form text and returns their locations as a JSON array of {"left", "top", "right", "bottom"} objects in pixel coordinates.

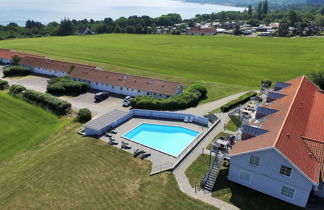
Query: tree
[
  {"left": 308, "top": 71, "right": 324, "bottom": 89},
  {"left": 278, "top": 19, "right": 290, "bottom": 37},
  {"left": 288, "top": 10, "right": 298, "bottom": 26},
  {"left": 256, "top": 2, "right": 263, "bottom": 20},
  {"left": 76, "top": 108, "right": 92, "bottom": 123},
  {"left": 263, "top": 0, "right": 268, "bottom": 17},
  {"left": 11, "top": 55, "right": 21, "bottom": 65},
  {"left": 261, "top": 80, "right": 272, "bottom": 88},
  {"left": 233, "top": 25, "right": 241, "bottom": 35},
  {"left": 248, "top": 5, "right": 253, "bottom": 18},
  {"left": 57, "top": 18, "right": 74, "bottom": 36},
  {"left": 315, "top": 14, "right": 324, "bottom": 27},
  {"left": 320, "top": 7, "right": 324, "bottom": 15}
]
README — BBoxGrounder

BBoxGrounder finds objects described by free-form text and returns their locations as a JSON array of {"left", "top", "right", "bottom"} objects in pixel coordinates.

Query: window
[
  {"left": 280, "top": 165, "right": 292, "bottom": 177},
  {"left": 281, "top": 186, "right": 295, "bottom": 198},
  {"left": 249, "top": 155, "right": 260, "bottom": 166},
  {"left": 239, "top": 171, "right": 252, "bottom": 183}
]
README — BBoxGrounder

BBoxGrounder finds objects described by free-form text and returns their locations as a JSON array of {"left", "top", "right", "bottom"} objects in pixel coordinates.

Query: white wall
[{"left": 228, "top": 148, "right": 314, "bottom": 207}]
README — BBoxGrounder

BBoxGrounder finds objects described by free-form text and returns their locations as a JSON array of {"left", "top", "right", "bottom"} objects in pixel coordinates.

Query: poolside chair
[
  {"left": 189, "top": 117, "right": 194, "bottom": 123},
  {"left": 107, "top": 138, "right": 116, "bottom": 145},
  {"left": 140, "top": 153, "right": 151, "bottom": 160},
  {"left": 133, "top": 149, "right": 145, "bottom": 157},
  {"left": 121, "top": 141, "right": 131, "bottom": 149},
  {"left": 184, "top": 116, "right": 189, "bottom": 123},
  {"left": 111, "top": 130, "right": 117, "bottom": 134}
]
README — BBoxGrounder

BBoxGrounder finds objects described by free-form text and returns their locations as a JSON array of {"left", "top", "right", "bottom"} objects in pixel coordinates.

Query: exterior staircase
[{"left": 201, "top": 150, "right": 226, "bottom": 192}]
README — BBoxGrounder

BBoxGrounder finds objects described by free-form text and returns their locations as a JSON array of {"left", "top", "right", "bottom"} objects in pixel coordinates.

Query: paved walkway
[{"left": 173, "top": 113, "right": 239, "bottom": 210}]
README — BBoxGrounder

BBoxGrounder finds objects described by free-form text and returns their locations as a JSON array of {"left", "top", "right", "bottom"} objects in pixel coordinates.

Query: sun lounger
[
  {"left": 140, "top": 153, "right": 151, "bottom": 160},
  {"left": 189, "top": 117, "right": 194, "bottom": 123},
  {"left": 184, "top": 116, "right": 189, "bottom": 123},
  {"left": 121, "top": 141, "right": 131, "bottom": 149},
  {"left": 133, "top": 149, "right": 145, "bottom": 157}
]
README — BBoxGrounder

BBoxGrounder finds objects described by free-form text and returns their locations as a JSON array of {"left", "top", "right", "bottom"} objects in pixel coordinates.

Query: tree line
[
  {"left": 0, "top": 4, "right": 323, "bottom": 40},
  {"left": 0, "top": 14, "right": 182, "bottom": 39}
]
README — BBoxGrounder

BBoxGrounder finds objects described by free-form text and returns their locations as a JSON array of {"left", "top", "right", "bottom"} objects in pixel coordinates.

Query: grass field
[
  {"left": 0, "top": 92, "right": 63, "bottom": 162},
  {"left": 185, "top": 155, "right": 301, "bottom": 210},
  {"left": 1, "top": 34, "right": 324, "bottom": 101},
  {"left": 0, "top": 123, "right": 216, "bottom": 209}
]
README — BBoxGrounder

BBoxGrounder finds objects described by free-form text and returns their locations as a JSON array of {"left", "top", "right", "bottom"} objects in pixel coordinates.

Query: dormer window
[{"left": 280, "top": 165, "right": 292, "bottom": 177}]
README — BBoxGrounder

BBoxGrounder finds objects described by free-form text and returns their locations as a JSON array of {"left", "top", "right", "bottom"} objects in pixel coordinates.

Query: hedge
[
  {"left": 22, "top": 90, "right": 72, "bottom": 115},
  {"left": 9, "top": 84, "right": 71, "bottom": 115},
  {"left": 3, "top": 65, "right": 31, "bottom": 77},
  {"left": 130, "top": 82, "right": 207, "bottom": 110},
  {"left": 220, "top": 91, "right": 257, "bottom": 112},
  {"left": 0, "top": 79, "right": 9, "bottom": 90},
  {"left": 9, "top": 84, "right": 26, "bottom": 95},
  {"left": 47, "top": 76, "right": 89, "bottom": 96}
]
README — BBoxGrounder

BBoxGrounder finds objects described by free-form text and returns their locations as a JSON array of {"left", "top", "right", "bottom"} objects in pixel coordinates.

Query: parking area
[{"left": 0, "top": 67, "right": 130, "bottom": 115}]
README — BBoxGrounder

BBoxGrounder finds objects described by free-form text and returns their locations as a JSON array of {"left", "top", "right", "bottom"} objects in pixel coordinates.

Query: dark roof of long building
[
  {"left": 70, "top": 66, "right": 181, "bottom": 96},
  {"left": 20, "top": 56, "right": 97, "bottom": 73},
  {"left": 15, "top": 52, "right": 182, "bottom": 96}
]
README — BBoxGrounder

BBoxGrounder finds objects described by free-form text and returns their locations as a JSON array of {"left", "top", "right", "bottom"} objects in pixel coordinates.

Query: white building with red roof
[
  {"left": 228, "top": 76, "right": 324, "bottom": 207},
  {"left": 0, "top": 49, "right": 183, "bottom": 98}
]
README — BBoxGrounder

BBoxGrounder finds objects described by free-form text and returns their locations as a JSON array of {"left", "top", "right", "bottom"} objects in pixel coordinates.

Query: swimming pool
[{"left": 123, "top": 123, "right": 200, "bottom": 157}]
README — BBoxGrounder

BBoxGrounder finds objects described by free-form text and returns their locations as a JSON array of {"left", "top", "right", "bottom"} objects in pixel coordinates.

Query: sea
[{"left": 0, "top": 0, "right": 244, "bottom": 25}]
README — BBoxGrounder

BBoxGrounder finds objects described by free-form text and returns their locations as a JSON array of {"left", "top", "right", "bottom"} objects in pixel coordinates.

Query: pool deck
[{"left": 100, "top": 117, "right": 216, "bottom": 175}]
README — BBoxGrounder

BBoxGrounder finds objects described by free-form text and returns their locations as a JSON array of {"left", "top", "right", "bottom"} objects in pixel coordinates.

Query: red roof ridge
[{"left": 273, "top": 76, "right": 305, "bottom": 147}]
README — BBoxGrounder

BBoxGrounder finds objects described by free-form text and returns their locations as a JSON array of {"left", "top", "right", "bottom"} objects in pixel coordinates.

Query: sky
[{"left": 0, "top": 0, "right": 244, "bottom": 25}]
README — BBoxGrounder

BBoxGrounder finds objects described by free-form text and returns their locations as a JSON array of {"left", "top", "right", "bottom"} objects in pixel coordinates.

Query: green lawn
[
  {"left": 0, "top": 122, "right": 216, "bottom": 209},
  {"left": 225, "top": 120, "right": 239, "bottom": 132},
  {"left": 186, "top": 155, "right": 302, "bottom": 210},
  {"left": 0, "top": 92, "right": 63, "bottom": 162},
  {"left": 1, "top": 34, "right": 324, "bottom": 101}
]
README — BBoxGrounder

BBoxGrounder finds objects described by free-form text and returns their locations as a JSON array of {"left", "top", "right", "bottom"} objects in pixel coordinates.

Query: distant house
[
  {"left": 187, "top": 27, "right": 216, "bottom": 36},
  {"left": 17, "top": 54, "right": 184, "bottom": 98},
  {"left": 0, "top": 49, "right": 44, "bottom": 64},
  {"left": 229, "top": 76, "right": 324, "bottom": 207}
]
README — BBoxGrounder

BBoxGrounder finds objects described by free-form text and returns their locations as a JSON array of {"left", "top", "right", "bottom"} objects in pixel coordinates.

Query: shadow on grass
[{"left": 212, "top": 168, "right": 302, "bottom": 210}]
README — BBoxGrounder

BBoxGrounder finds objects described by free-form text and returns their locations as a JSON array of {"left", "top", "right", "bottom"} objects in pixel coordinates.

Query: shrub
[
  {"left": 47, "top": 76, "right": 89, "bottom": 96},
  {"left": 220, "top": 91, "right": 257, "bottom": 112},
  {"left": 308, "top": 71, "right": 324, "bottom": 90},
  {"left": 3, "top": 65, "right": 31, "bottom": 77},
  {"left": 9, "top": 84, "right": 26, "bottom": 95},
  {"left": 76, "top": 108, "right": 92, "bottom": 123},
  {"left": 0, "top": 80, "right": 9, "bottom": 90},
  {"left": 22, "top": 90, "right": 71, "bottom": 115},
  {"left": 131, "top": 82, "right": 207, "bottom": 110},
  {"left": 261, "top": 80, "right": 272, "bottom": 88}
]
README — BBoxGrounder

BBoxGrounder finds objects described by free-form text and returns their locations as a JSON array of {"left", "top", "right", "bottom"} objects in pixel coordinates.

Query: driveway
[{"left": 0, "top": 68, "right": 129, "bottom": 116}]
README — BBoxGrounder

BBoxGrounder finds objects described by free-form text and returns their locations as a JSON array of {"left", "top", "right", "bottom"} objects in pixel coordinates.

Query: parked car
[
  {"left": 94, "top": 92, "right": 109, "bottom": 102},
  {"left": 122, "top": 96, "right": 132, "bottom": 107},
  {"left": 124, "top": 96, "right": 132, "bottom": 101},
  {"left": 123, "top": 100, "right": 131, "bottom": 107}
]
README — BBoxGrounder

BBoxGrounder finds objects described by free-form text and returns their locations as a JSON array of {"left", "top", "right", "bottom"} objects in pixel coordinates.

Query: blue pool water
[{"left": 123, "top": 123, "right": 200, "bottom": 157}]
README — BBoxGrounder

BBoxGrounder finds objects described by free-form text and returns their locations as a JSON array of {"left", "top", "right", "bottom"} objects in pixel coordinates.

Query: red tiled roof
[
  {"left": 20, "top": 56, "right": 97, "bottom": 73},
  {"left": 4, "top": 49, "right": 182, "bottom": 96},
  {"left": 0, "top": 48, "right": 44, "bottom": 60},
  {"left": 230, "top": 76, "right": 324, "bottom": 184},
  {"left": 70, "top": 67, "right": 181, "bottom": 96}
]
